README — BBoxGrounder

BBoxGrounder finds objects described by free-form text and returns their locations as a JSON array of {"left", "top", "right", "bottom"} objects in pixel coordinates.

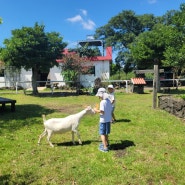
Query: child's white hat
[{"left": 108, "top": 84, "right": 114, "bottom": 89}]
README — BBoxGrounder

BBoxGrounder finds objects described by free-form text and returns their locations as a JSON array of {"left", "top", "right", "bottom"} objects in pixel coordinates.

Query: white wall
[
  {"left": 48, "top": 65, "right": 65, "bottom": 87},
  {"left": 19, "top": 68, "right": 32, "bottom": 89},
  {"left": 48, "top": 60, "right": 110, "bottom": 88},
  {"left": 80, "top": 61, "right": 110, "bottom": 87},
  {"left": 0, "top": 77, "right": 5, "bottom": 88},
  {"left": 0, "top": 60, "right": 110, "bottom": 88}
]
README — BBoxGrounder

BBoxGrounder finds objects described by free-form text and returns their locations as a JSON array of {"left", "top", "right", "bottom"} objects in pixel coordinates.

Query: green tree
[
  {"left": 94, "top": 10, "right": 158, "bottom": 73},
  {"left": 128, "top": 3, "right": 185, "bottom": 71},
  {"left": 70, "top": 44, "right": 101, "bottom": 57},
  {"left": 95, "top": 10, "right": 143, "bottom": 50},
  {"left": 0, "top": 23, "right": 67, "bottom": 94},
  {"left": 161, "top": 4, "right": 185, "bottom": 76},
  {"left": 61, "top": 52, "right": 89, "bottom": 90},
  {"left": 129, "top": 23, "right": 176, "bottom": 69}
]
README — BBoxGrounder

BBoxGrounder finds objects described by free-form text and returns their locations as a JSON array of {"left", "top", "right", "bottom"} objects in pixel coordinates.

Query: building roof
[{"left": 131, "top": 78, "right": 146, "bottom": 85}]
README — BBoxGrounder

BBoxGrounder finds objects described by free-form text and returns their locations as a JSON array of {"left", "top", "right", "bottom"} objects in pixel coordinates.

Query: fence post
[
  {"left": 16, "top": 82, "right": 18, "bottom": 94},
  {"left": 153, "top": 63, "right": 158, "bottom": 109}
]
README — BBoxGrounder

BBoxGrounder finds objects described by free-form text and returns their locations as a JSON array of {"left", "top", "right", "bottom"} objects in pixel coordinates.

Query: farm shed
[{"left": 131, "top": 78, "right": 146, "bottom": 94}]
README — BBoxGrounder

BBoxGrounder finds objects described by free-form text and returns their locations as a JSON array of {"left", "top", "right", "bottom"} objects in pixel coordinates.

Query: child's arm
[
  {"left": 94, "top": 104, "right": 104, "bottom": 114},
  {"left": 94, "top": 108, "right": 104, "bottom": 114}
]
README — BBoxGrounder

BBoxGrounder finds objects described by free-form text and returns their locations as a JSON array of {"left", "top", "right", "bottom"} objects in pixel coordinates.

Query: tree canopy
[
  {"left": 0, "top": 23, "right": 67, "bottom": 94},
  {"left": 94, "top": 3, "right": 185, "bottom": 75},
  {"left": 94, "top": 10, "right": 158, "bottom": 71}
]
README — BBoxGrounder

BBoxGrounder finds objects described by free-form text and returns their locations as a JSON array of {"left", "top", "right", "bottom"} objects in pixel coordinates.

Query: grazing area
[{"left": 0, "top": 89, "right": 185, "bottom": 184}]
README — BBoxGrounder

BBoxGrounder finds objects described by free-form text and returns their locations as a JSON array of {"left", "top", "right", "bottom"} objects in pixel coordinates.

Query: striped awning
[{"left": 131, "top": 78, "right": 146, "bottom": 85}]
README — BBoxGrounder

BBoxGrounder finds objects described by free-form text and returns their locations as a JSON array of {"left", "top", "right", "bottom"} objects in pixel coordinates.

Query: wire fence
[
  {"left": 0, "top": 80, "right": 132, "bottom": 94},
  {"left": 1, "top": 78, "right": 185, "bottom": 95}
]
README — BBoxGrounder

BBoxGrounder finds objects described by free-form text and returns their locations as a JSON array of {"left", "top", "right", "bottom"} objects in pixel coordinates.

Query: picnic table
[{"left": 0, "top": 97, "right": 16, "bottom": 112}]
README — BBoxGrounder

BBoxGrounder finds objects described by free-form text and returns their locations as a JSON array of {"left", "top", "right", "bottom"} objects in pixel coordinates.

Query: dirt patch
[
  {"left": 46, "top": 104, "right": 83, "bottom": 114},
  {"left": 111, "top": 140, "right": 135, "bottom": 158},
  {"left": 114, "top": 149, "right": 127, "bottom": 158},
  {"left": 38, "top": 92, "right": 78, "bottom": 97}
]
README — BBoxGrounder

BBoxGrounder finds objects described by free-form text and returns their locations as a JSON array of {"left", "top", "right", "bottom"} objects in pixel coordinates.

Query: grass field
[{"left": 0, "top": 89, "right": 185, "bottom": 185}]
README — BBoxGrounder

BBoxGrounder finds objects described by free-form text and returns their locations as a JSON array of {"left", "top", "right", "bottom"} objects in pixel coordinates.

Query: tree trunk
[{"left": 32, "top": 66, "right": 39, "bottom": 95}]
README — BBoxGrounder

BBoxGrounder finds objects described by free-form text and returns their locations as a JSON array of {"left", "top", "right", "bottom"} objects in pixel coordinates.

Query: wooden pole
[{"left": 153, "top": 64, "right": 158, "bottom": 109}]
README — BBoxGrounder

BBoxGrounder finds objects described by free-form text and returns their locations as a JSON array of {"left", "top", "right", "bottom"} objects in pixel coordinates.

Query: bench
[{"left": 0, "top": 97, "right": 16, "bottom": 112}]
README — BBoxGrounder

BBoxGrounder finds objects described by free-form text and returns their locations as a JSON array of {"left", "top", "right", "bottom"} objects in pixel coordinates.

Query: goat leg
[
  {"left": 38, "top": 129, "right": 47, "bottom": 145},
  {"left": 73, "top": 130, "right": 82, "bottom": 145},
  {"left": 72, "top": 131, "right": 76, "bottom": 145},
  {"left": 47, "top": 131, "right": 54, "bottom": 147}
]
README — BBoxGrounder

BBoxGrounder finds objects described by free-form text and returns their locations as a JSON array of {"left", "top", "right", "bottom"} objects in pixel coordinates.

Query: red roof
[{"left": 131, "top": 78, "right": 146, "bottom": 85}]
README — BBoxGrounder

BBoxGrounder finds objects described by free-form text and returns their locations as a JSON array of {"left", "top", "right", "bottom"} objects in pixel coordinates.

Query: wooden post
[{"left": 153, "top": 64, "right": 158, "bottom": 109}]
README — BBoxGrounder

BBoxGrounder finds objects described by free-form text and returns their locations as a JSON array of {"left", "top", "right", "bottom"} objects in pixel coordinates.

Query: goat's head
[{"left": 85, "top": 106, "right": 96, "bottom": 114}]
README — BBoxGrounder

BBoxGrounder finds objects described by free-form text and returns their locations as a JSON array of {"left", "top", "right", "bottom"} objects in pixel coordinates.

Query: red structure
[
  {"left": 131, "top": 78, "right": 146, "bottom": 85},
  {"left": 131, "top": 78, "right": 146, "bottom": 94}
]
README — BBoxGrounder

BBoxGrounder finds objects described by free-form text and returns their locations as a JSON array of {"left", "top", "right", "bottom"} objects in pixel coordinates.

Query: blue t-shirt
[{"left": 99, "top": 98, "right": 112, "bottom": 123}]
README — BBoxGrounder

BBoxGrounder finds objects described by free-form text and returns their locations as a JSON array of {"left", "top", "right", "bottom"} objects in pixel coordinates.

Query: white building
[{"left": 0, "top": 46, "right": 112, "bottom": 89}]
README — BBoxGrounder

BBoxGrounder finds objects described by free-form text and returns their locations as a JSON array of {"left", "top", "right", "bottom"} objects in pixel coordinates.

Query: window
[
  {"left": 0, "top": 69, "right": 4, "bottom": 77},
  {"left": 82, "top": 66, "right": 95, "bottom": 75}
]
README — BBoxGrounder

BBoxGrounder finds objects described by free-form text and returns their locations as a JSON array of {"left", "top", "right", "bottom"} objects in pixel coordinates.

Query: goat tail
[{"left": 42, "top": 114, "right": 46, "bottom": 123}]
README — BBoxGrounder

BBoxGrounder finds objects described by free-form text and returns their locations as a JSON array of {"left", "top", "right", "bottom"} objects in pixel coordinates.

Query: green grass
[{"left": 0, "top": 89, "right": 185, "bottom": 184}]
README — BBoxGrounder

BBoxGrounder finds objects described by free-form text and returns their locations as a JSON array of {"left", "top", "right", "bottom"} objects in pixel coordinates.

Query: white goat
[{"left": 38, "top": 106, "right": 95, "bottom": 147}]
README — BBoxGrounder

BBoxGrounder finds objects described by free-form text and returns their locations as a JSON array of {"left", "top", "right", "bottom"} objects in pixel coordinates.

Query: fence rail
[
  {"left": 0, "top": 80, "right": 132, "bottom": 94},
  {"left": 1, "top": 79, "right": 185, "bottom": 94}
]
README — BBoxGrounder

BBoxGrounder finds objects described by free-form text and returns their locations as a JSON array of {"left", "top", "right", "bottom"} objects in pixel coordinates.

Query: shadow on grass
[
  {"left": 26, "top": 91, "right": 90, "bottom": 97},
  {"left": 56, "top": 140, "right": 91, "bottom": 147},
  {"left": 0, "top": 174, "right": 10, "bottom": 185},
  {"left": 0, "top": 104, "right": 53, "bottom": 117},
  {"left": 160, "top": 88, "right": 185, "bottom": 95},
  {"left": 0, "top": 172, "right": 38, "bottom": 184},
  {"left": 115, "top": 118, "right": 131, "bottom": 123},
  {"left": 55, "top": 140, "right": 135, "bottom": 150},
  {"left": 111, "top": 140, "right": 135, "bottom": 158},
  {"left": 0, "top": 104, "right": 54, "bottom": 133},
  {"left": 110, "top": 140, "right": 135, "bottom": 150}
]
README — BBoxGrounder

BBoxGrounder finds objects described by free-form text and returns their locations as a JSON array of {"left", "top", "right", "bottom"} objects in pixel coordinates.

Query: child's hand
[
  {"left": 95, "top": 103, "right": 99, "bottom": 109},
  {"left": 93, "top": 108, "right": 98, "bottom": 113}
]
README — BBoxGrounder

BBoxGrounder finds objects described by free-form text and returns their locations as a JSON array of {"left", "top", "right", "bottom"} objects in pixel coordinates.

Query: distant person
[
  {"left": 94, "top": 88, "right": 112, "bottom": 152},
  {"left": 107, "top": 84, "right": 116, "bottom": 123}
]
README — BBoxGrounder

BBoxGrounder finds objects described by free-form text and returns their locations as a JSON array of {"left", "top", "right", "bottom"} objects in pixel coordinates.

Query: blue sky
[{"left": 0, "top": 0, "right": 184, "bottom": 48}]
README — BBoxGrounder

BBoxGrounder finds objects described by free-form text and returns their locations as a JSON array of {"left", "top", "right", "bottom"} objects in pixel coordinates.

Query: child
[
  {"left": 107, "top": 84, "right": 116, "bottom": 123},
  {"left": 94, "top": 88, "right": 112, "bottom": 152}
]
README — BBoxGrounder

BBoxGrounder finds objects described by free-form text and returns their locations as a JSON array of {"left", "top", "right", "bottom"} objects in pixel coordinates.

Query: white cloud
[
  {"left": 66, "top": 15, "right": 83, "bottom": 23},
  {"left": 66, "top": 9, "right": 96, "bottom": 30},
  {"left": 148, "top": 0, "right": 157, "bottom": 4},
  {"left": 80, "top": 9, "right": 87, "bottom": 16},
  {"left": 81, "top": 19, "right": 96, "bottom": 30}
]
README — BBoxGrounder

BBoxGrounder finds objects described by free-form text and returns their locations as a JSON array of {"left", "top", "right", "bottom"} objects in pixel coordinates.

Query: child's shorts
[
  {"left": 99, "top": 122, "right": 111, "bottom": 135},
  {"left": 112, "top": 106, "right": 115, "bottom": 113}
]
